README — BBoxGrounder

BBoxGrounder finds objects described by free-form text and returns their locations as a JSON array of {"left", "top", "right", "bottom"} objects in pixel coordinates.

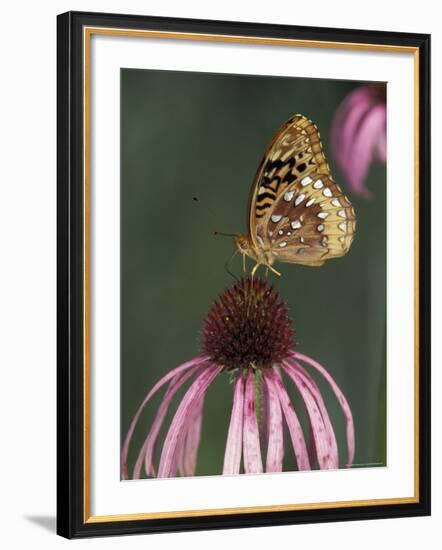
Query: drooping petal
[
  {"left": 331, "top": 85, "right": 386, "bottom": 197},
  {"left": 242, "top": 371, "right": 263, "bottom": 474},
  {"left": 293, "top": 351, "right": 355, "bottom": 467},
  {"left": 260, "top": 377, "right": 270, "bottom": 455},
  {"left": 158, "top": 365, "right": 221, "bottom": 477},
  {"left": 272, "top": 369, "right": 310, "bottom": 470},
  {"left": 287, "top": 359, "right": 339, "bottom": 468},
  {"left": 307, "top": 424, "right": 318, "bottom": 468},
  {"left": 223, "top": 375, "right": 245, "bottom": 475},
  {"left": 263, "top": 371, "right": 284, "bottom": 472},
  {"left": 132, "top": 366, "right": 199, "bottom": 479},
  {"left": 375, "top": 122, "right": 387, "bottom": 163},
  {"left": 345, "top": 104, "right": 386, "bottom": 196},
  {"left": 331, "top": 87, "right": 375, "bottom": 173},
  {"left": 283, "top": 361, "right": 337, "bottom": 470},
  {"left": 178, "top": 393, "right": 205, "bottom": 477},
  {"left": 121, "top": 354, "right": 210, "bottom": 480}
]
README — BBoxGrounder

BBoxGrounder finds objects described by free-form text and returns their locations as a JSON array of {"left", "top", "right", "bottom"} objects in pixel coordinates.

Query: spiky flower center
[{"left": 202, "top": 277, "right": 295, "bottom": 371}]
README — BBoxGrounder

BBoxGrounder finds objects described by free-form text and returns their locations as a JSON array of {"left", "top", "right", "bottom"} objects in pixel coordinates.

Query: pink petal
[
  {"left": 272, "top": 369, "right": 311, "bottom": 470},
  {"left": 223, "top": 375, "right": 245, "bottom": 475},
  {"left": 293, "top": 351, "right": 355, "bottom": 467},
  {"left": 307, "top": 424, "right": 318, "bottom": 468},
  {"left": 287, "top": 359, "right": 339, "bottom": 468},
  {"left": 283, "top": 361, "right": 338, "bottom": 470},
  {"left": 331, "top": 87, "right": 375, "bottom": 170},
  {"left": 132, "top": 366, "right": 199, "bottom": 479},
  {"left": 335, "top": 88, "right": 375, "bottom": 160},
  {"left": 242, "top": 371, "right": 263, "bottom": 474},
  {"left": 121, "top": 354, "right": 210, "bottom": 480},
  {"left": 260, "top": 378, "right": 270, "bottom": 454},
  {"left": 375, "top": 122, "right": 387, "bottom": 162},
  {"left": 178, "top": 393, "right": 205, "bottom": 477},
  {"left": 346, "top": 105, "right": 386, "bottom": 196},
  {"left": 331, "top": 86, "right": 386, "bottom": 197},
  {"left": 158, "top": 365, "right": 221, "bottom": 477},
  {"left": 263, "top": 371, "right": 284, "bottom": 472}
]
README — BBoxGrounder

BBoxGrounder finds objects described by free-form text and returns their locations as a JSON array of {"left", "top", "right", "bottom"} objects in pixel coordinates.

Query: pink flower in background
[
  {"left": 121, "top": 278, "right": 355, "bottom": 479},
  {"left": 331, "top": 84, "right": 386, "bottom": 198}
]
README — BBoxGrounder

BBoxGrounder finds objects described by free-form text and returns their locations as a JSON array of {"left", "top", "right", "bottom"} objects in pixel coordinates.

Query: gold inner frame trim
[{"left": 82, "top": 26, "right": 420, "bottom": 524}]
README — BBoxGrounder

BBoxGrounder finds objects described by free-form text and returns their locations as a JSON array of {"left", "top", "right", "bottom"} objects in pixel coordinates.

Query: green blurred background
[{"left": 121, "top": 69, "right": 386, "bottom": 478}]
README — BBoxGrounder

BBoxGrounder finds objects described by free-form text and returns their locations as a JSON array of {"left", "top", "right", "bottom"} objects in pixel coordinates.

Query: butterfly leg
[
  {"left": 268, "top": 264, "right": 281, "bottom": 277},
  {"left": 251, "top": 262, "right": 261, "bottom": 278},
  {"left": 242, "top": 252, "right": 246, "bottom": 273}
]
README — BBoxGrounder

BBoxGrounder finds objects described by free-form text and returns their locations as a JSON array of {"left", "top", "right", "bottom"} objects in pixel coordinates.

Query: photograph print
[{"left": 120, "top": 68, "right": 387, "bottom": 481}]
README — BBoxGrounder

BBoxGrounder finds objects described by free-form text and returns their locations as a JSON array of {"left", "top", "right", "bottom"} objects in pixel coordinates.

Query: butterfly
[{"left": 234, "top": 114, "right": 356, "bottom": 276}]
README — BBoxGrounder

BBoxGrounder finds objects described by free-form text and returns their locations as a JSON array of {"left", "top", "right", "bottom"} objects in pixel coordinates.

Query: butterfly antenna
[
  {"left": 193, "top": 196, "right": 239, "bottom": 279},
  {"left": 192, "top": 197, "right": 237, "bottom": 237},
  {"left": 214, "top": 231, "right": 236, "bottom": 238}
]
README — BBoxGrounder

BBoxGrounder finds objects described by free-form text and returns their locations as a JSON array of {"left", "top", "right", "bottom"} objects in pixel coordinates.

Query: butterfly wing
[
  {"left": 263, "top": 174, "right": 356, "bottom": 266},
  {"left": 248, "top": 115, "right": 355, "bottom": 267}
]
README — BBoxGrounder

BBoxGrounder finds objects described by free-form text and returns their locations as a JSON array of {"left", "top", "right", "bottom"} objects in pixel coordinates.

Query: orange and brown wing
[
  {"left": 260, "top": 174, "right": 356, "bottom": 266},
  {"left": 248, "top": 114, "right": 329, "bottom": 245},
  {"left": 247, "top": 114, "right": 355, "bottom": 266}
]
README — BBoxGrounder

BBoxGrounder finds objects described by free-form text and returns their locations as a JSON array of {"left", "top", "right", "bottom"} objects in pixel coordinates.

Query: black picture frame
[{"left": 57, "top": 10, "right": 431, "bottom": 539}]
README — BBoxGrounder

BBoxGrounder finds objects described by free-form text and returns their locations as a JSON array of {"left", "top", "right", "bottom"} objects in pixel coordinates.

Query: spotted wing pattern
[
  {"left": 249, "top": 115, "right": 355, "bottom": 267},
  {"left": 249, "top": 114, "right": 329, "bottom": 225},
  {"left": 259, "top": 173, "right": 355, "bottom": 266}
]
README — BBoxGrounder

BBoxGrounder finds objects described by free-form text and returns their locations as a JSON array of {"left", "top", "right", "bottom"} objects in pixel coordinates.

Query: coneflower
[
  {"left": 331, "top": 83, "right": 386, "bottom": 198},
  {"left": 122, "top": 277, "right": 354, "bottom": 479}
]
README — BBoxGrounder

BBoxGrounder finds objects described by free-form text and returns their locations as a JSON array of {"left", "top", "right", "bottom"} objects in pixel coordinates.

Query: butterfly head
[
  {"left": 234, "top": 233, "right": 280, "bottom": 276},
  {"left": 234, "top": 234, "right": 254, "bottom": 256}
]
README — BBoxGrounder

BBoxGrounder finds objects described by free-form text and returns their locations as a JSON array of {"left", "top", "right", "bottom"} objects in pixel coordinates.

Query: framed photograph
[{"left": 57, "top": 11, "right": 431, "bottom": 538}]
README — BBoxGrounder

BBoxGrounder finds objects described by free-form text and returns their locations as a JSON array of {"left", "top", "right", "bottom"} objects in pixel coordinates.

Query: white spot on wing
[
  {"left": 284, "top": 191, "right": 295, "bottom": 202},
  {"left": 323, "top": 188, "right": 333, "bottom": 197},
  {"left": 331, "top": 198, "right": 341, "bottom": 207},
  {"left": 313, "top": 179, "right": 324, "bottom": 189},
  {"left": 279, "top": 241, "right": 288, "bottom": 248},
  {"left": 291, "top": 219, "right": 301, "bottom": 229},
  {"left": 278, "top": 230, "right": 284, "bottom": 235},
  {"left": 339, "top": 222, "right": 347, "bottom": 232},
  {"left": 271, "top": 214, "right": 282, "bottom": 223},
  {"left": 301, "top": 176, "right": 313, "bottom": 187},
  {"left": 305, "top": 198, "right": 315, "bottom": 207},
  {"left": 317, "top": 212, "right": 328, "bottom": 219},
  {"left": 295, "top": 194, "right": 305, "bottom": 206},
  {"left": 317, "top": 224, "right": 324, "bottom": 232},
  {"left": 338, "top": 210, "right": 346, "bottom": 218}
]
